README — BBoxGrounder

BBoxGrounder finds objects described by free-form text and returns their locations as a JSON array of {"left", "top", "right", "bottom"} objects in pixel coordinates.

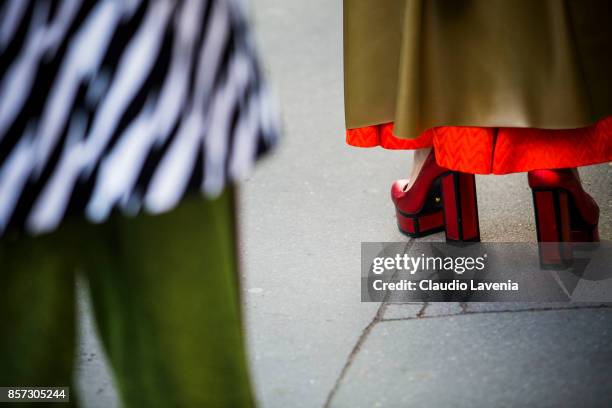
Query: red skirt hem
[{"left": 346, "top": 118, "right": 612, "bottom": 174}]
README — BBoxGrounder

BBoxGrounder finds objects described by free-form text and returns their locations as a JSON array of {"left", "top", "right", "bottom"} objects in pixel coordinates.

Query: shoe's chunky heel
[
  {"left": 567, "top": 196, "right": 600, "bottom": 243},
  {"left": 395, "top": 182, "right": 445, "bottom": 237},
  {"left": 529, "top": 168, "right": 600, "bottom": 268},
  {"left": 441, "top": 172, "right": 480, "bottom": 242},
  {"left": 532, "top": 189, "right": 573, "bottom": 268}
]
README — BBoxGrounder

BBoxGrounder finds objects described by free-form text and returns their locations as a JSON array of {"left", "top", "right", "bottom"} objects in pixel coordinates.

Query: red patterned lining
[{"left": 346, "top": 118, "right": 612, "bottom": 174}]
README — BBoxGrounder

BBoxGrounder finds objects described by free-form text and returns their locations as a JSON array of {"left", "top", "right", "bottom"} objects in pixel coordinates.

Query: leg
[
  {"left": 405, "top": 147, "right": 433, "bottom": 191},
  {"left": 0, "top": 228, "right": 78, "bottom": 407},
  {"left": 81, "top": 188, "right": 254, "bottom": 407}
]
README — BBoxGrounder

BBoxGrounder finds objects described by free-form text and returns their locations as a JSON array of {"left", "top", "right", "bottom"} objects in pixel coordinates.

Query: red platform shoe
[
  {"left": 529, "top": 169, "right": 600, "bottom": 267},
  {"left": 391, "top": 152, "right": 480, "bottom": 242}
]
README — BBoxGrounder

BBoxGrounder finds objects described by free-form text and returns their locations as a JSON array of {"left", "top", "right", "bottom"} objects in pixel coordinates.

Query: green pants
[{"left": 0, "top": 189, "right": 254, "bottom": 407}]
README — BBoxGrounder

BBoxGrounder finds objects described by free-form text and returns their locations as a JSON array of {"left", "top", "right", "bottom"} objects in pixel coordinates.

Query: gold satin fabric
[{"left": 343, "top": 0, "right": 612, "bottom": 139}]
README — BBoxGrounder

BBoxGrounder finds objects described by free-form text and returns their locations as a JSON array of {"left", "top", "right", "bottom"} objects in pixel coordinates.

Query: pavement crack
[
  {"left": 323, "top": 242, "right": 418, "bottom": 406},
  {"left": 323, "top": 302, "right": 388, "bottom": 408},
  {"left": 416, "top": 302, "right": 429, "bottom": 318},
  {"left": 380, "top": 304, "right": 612, "bottom": 323}
]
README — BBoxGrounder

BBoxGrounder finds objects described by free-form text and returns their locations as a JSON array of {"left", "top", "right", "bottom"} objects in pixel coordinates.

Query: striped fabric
[{"left": 0, "top": 0, "right": 279, "bottom": 236}]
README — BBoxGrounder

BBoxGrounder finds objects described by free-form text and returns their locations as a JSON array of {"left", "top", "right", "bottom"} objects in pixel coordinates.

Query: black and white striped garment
[{"left": 0, "top": 0, "right": 279, "bottom": 236}]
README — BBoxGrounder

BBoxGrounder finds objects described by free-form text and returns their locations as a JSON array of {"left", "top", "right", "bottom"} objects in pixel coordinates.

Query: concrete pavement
[{"left": 241, "top": 0, "right": 612, "bottom": 407}]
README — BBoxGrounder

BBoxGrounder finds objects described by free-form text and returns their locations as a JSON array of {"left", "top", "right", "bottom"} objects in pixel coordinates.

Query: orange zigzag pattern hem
[{"left": 346, "top": 118, "right": 612, "bottom": 174}]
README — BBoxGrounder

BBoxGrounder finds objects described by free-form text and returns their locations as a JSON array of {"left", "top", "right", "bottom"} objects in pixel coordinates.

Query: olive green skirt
[{"left": 0, "top": 189, "right": 254, "bottom": 407}]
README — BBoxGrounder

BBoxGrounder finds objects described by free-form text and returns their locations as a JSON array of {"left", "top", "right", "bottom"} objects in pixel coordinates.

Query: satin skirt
[{"left": 343, "top": 0, "right": 612, "bottom": 173}]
